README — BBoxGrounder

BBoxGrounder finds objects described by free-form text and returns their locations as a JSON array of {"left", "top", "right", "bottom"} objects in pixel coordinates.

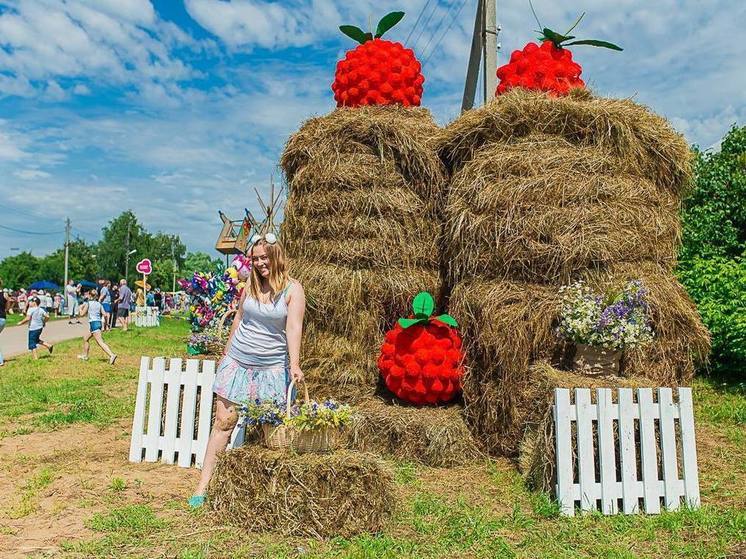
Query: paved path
[{"left": 1, "top": 320, "right": 89, "bottom": 359}]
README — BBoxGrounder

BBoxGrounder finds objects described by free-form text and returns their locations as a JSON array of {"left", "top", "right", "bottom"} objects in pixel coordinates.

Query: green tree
[
  {"left": 94, "top": 211, "right": 186, "bottom": 287},
  {"left": 0, "top": 251, "right": 40, "bottom": 289},
  {"left": 679, "top": 125, "right": 746, "bottom": 375},
  {"left": 38, "top": 238, "right": 98, "bottom": 285},
  {"left": 181, "top": 251, "right": 222, "bottom": 279}
]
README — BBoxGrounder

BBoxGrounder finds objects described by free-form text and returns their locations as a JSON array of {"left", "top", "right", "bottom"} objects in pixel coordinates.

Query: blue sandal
[{"left": 188, "top": 495, "right": 206, "bottom": 509}]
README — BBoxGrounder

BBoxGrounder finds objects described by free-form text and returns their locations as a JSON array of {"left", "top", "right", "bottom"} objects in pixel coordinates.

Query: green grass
[
  {"left": 0, "top": 318, "right": 189, "bottom": 434},
  {"left": 0, "top": 320, "right": 742, "bottom": 558}
]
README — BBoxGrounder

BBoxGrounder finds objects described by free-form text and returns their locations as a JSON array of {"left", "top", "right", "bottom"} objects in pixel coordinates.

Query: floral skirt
[{"left": 212, "top": 356, "right": 291, "bottom": 406}]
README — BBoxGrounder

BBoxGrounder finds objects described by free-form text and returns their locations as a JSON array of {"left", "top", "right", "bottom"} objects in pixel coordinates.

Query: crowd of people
[{"left": 0, "top": 277, "right": 188, "bottom": 366}]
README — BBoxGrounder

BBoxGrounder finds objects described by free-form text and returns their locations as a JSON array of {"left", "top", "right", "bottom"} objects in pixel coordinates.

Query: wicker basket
[
  {"left": 261, "top": 381, "right": 339, "bottom": 453},
  {"left": 573, "top": 343, "right": 622, "bottom": 377}
]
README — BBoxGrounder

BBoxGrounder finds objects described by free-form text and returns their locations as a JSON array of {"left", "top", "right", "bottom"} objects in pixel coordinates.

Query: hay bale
[
  {"left": 438, "top": 88, "right": 692, "bottom": 193},
  {"left": 281, "top": 107, "right": 446, "bottom": 399},
  {"left": 347, "top": 398, "right": 483, "bottom": 467},
  {"left": 451, "top": 264, "right": 709, "bottom": 456},
  {"left": 445, "top": 135, "right": 682, "bottom": 284},
  {"left": 209, "top": 447, "right": 396, "bottom": 539}
]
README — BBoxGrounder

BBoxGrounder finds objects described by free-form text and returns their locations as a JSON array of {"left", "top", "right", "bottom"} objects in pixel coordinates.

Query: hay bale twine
[
  {"left": 347, "top": 398, "right": 483, "bottom": 467},
  {"left": 281, "top": 106, "right": 447, "bottom": 399},
  {"left": 209, "top": 447, "right": 396, "bottom": 539},
  {"left": 439, "top": 89, "right": 709, "bottom": 464}
]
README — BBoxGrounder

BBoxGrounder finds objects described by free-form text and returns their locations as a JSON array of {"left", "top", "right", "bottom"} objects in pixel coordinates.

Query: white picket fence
[
  {"left": 554, "top": 387, "right": 700, "bottom": 516},
  {"left": 129, "top": 357, "right": 246, "bottom": 468},
  {"left": 134, "top": 306, "right": 160, "bottom": 328}
]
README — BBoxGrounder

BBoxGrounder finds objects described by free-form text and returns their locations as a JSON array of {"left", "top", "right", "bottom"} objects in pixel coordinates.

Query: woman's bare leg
[
  {"left": 82, "top": 332, "right": 92, "bottom": 357},
  {"left": 92, "top": 331, "right": 115, "bottom": 359},
  {"left": 194, "top": 395, "right": 237, "bottom": 496}
]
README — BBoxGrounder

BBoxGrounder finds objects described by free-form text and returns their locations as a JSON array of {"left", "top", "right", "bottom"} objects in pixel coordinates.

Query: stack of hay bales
[
  {"left": 438, "top": 89, "right": 711, "bottom": 465},
  {"left": 280, "top": 107, "right": 447, "bottom": 400},
  {"left": 209, "top": 447, "right": 396, "bottom": 538}
]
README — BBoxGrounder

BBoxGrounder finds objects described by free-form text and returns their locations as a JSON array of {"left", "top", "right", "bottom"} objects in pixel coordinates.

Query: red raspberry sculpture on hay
[
  {"left": 496, "top": 12, "right": 622, "bottom": 97},
  {"left": 378, "top": 292, "right": 464, "bottom": 405},
  {"left": 332, "top": 11, "right": 424, "bottom": 107}
]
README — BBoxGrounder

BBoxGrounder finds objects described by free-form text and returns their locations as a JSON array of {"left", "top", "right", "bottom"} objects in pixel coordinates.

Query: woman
[
  {"left": 189, "top": 233, "right": 305, "bottom": 508},
  {"left": 99, "top": 280, "right": 112, "bottom": 331},
  {"left": 77, "top": 289, "right": 117, "bottom": 364}
]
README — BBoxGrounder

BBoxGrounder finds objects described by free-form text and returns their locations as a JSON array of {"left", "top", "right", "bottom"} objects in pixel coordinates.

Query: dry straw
[
  {"left": 281, "top": 106, "right": 446, "bottom": 399},
  {"left": 439, "top": 89, "right": 709, "bottom": 461},
  {"left": 209, "top": 447, "right": 396, "bottom": 539},
  {"left": 347, "top": 398, "right": 483, "bottom": 467}
]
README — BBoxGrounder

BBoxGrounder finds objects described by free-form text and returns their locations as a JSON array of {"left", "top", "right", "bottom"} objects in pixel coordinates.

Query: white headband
[{"left": 250, "top": 232, "right": 277, "bottom": 246}]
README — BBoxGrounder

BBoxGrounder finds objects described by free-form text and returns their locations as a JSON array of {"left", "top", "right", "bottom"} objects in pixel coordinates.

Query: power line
[
  {"left": 422, "top": 0, "right": 470, "bottom": 65},
  {"left": 0, "top": 223, "right": 65, "bottom": 236},
  {"left": 411, "top": 0, "right": 441, "bottom": 53},
  {"left": 405, "top": 0, "right": 434, "bottom": 44}
]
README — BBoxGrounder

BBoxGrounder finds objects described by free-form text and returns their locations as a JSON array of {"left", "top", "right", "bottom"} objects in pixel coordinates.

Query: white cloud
[
  {"left": 14, "top": 168, "right": 51, "bottom": 180},
  {"left": 0, "top": 0, "right": 198, "bottom": 103},
  {"left": 72, "top": 84, "right": 91, "bottom": 95}
]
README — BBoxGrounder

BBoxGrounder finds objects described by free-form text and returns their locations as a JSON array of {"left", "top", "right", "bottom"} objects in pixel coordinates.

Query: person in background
[
  {"left": 154, "top": 288, "right": 163, "bottom": 311},
  {"left": 0, "top": 280, "right": 7, "bottom": 367},
  {"left": 53, "top": 292, "right": 62, "bottom": 316},
  {"left": 78, "top": 289, "right": 117, "bottom": 364},
  {"left": 116, "top": 279, "right": 132, "bottom": 332},
  {"left": 18, "top": 296, "right": 54, "bottom": 359},
  {"left": 65, "top": 280, "right": 80, "bottom": 324},
  {"left": 17, "top": 289, "right": 27, "bottom": 314},
  {"left": 136, "top": 287, "right": 145, "bottom": 308},
  {"left": 110, "top": 283, "right": 119, "bottom": 329},
  {"left": 99, "top": 280, "right": 112, "bottom": 332}
]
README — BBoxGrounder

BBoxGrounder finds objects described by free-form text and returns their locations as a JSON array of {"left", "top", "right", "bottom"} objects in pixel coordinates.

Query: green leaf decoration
[
  {"left": 340, "top": 25, "right": 369, "bottom": 44},
  {"left": 375, "top": 11, "right": 405, "bottom": 38},
  {"left": 412, "top": 292, "right": 435, "bottom": 318},
  {"left": 434, "top": 314, "right": 458, "bottom": 328},
  {"left": 564, "top": 39, "right": 623, "bottom": 51},
  {"left": 542, "top": 27, "right": 573, "bottom": 45},
  {"left": 564, "top": 12, "right": 586, "bottom": 35},
  {"left": 398, "top": 317, "right": 428, "bottom": 329}
]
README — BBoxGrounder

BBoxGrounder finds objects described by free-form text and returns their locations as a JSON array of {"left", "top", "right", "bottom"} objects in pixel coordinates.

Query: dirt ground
[{"left": 0, "top": 420, "right": 198, "bottom": 558}]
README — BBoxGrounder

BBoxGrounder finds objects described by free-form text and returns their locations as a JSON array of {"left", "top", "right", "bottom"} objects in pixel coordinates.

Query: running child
[
  {"left": 78, "top": 289, "right": 117, "bottom": 364},
  {"left": 18, "top": 296, "right": 54, "bottom": 359}
]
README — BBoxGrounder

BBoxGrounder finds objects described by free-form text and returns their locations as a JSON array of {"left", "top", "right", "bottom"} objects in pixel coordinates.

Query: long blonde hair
[{"left": 248, "top": 238, "right": 289, "bottom": 302}]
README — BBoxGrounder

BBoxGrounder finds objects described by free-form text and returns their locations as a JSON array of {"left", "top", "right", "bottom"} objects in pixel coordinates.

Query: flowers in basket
[
  {"left": 557, "top": 280, "right": 654, "bottom": 375},
  {"left": 285, "top": 400, "right": 352, "bottom": 431},
  {"left": 239, "top": 397, "right": 352, "bottom": 452},
  {"left": 186, "top": 326, "right": 228, "bottom": 355}
]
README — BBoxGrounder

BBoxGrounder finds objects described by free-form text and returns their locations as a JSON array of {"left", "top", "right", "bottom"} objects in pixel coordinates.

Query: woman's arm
[
  {"left": 79, "top": 302, "right": 89, "bottom": 318},
  {"left": 223, "top": 290, "right": 246, "bottom": 356},
  {"left": 286, "top": 281, "right": 306, "bottom": 383}
]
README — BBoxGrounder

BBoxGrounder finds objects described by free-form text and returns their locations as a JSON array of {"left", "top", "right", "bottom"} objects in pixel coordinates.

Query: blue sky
[{"left": 1, "top": 0, "right": 744, "bottom": 258}]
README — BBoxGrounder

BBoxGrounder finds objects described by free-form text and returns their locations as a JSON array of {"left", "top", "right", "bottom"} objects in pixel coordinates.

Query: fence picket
[
  {"left": 575, "top": 389, "right": 597, "bottom": 511},
  {"left": 178, "top": 360, "right": 200, "bottom": 467},
  {"left": 637, "top": 388, "right": 661, "bottom": 514},
  {"left": 618, "top": 388, "right": 638, "bottom": 514},
  {"left": 658, "top": 388, "right": 681, "bottom": 510},
  {"left": 144, "top": 357, "right": 166, "bottom": 462},
  {"left": 597, "top": 388, "right": 618, "bottom": 514},
  {"left": 128, "top": 357, "right": 151, "bottom": 462},
  {"left": 554, "top": 388, "right": 574, "bottom": 516},
  {"left": 677, "top": 388, "right": 700, "bottom": 508},
  {"left": 161, "top": 358, "right": 182, "bottom": 464},
  {"left": 194, "top": 360, "right": 216, "bottom": 468}
]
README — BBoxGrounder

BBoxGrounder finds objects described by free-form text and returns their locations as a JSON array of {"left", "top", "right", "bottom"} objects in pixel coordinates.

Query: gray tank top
[{"left": 227, "top": 284, "right": 290, "bottom": 368}]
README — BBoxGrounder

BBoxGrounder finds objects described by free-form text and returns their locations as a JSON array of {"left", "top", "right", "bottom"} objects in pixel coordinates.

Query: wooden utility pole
[
  {"left": 461, "top": 0, "right": 500, "bottom": 113},
  {"left": 63, "top": 217, "right": 71, "bottom": 288}
]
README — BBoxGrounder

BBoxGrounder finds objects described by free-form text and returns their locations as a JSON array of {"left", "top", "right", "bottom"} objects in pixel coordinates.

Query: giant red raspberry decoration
[
  {"left": 332, "top": 11, "right": 424, "bottom": 107},
  {"left": 496, "top": 13, "right": 622, "bottom": 97},
  {"left": 378, "top": 292, "right": 464, "bottom": 405}
]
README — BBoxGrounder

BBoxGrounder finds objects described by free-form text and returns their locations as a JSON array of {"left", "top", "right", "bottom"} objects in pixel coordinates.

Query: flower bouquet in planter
[
  {"left": 557, "top": 280, "right": 654, "bottom": 376},
  {"left": 240, "top": 382, "right": 352, "bottom": 453}
]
